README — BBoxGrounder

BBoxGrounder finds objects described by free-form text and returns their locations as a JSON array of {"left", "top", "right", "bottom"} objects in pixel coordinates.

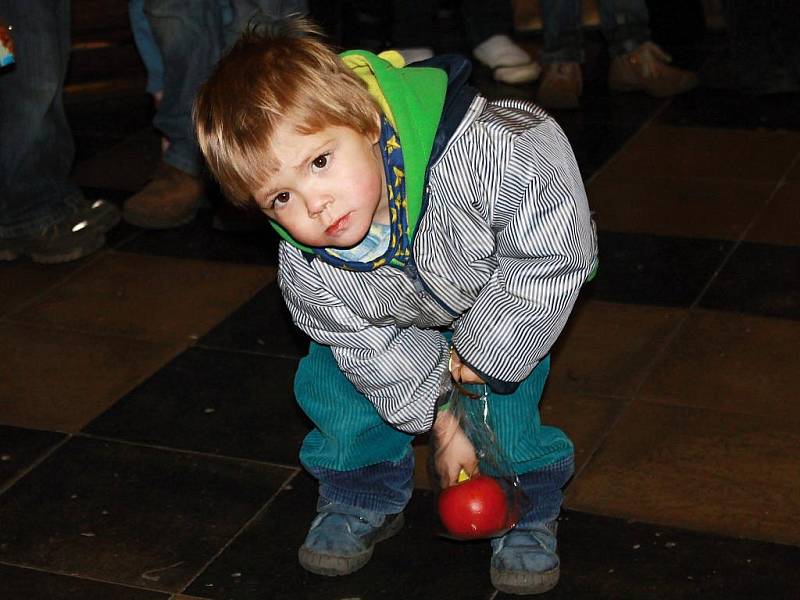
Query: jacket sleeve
[
  {"left": 277, "top": 245, "right": 451, "bottom": 434},
  {"left": 451, "top": 116, "right": 598, "bottom": 392}
]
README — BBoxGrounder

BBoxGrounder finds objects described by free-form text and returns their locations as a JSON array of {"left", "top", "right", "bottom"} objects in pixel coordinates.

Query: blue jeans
[
  {"left": 129, "top": 0, "right": 164, "bottom": 95},
  {"left": 295, "top": 341, "right": 574, "bottom": 520},
  {"left": 142, "top": 0, "right": 306, "bottom": 177},
  {"left": 539, "top": 0, "right": 652, "bottom": 64},
  {"left": 0, "top": 0, "right": 83, "bottom": 238}
]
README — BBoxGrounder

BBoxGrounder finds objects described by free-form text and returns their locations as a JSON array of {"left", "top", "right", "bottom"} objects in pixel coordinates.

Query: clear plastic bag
[{"left": 431, "top": 382, "right": 531, "bottom": 540}]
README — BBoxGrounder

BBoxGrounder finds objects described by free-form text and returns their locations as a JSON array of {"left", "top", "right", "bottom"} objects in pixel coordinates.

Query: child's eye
[
  {"left": 271, "top": 191, "right": 290, "bottom": 208},
  {"left": 311, "top": 153, "right": 330, "bottom": 171}
]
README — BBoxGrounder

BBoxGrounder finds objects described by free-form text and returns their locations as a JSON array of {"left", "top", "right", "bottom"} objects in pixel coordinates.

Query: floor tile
[
  {"left": 549, "top": 300, "right": 687, "bottom": 397},
  {"left": 545, "top": 509, "right": 800, "bottom": 600},
  {"left": 746, "top": 182, "right": 800, "bottom": 246},
  {"left": 0, "top": 321, "right": 183, "bottom": 432},
  {"left": 0, "top": 436, "right": 293, "bottom": 592},
  {"left": 0, "top": 425, "right": 66, "bottom": 489},
  {"left": 603, "top": 125, "right": 800, "bottom": 182},
  {"left": 565, "top": 401, "right": 800, "bottom": 545},
  {"left": 638, "top": 310, "right": 800, "bottom": 420},
  {"left": 0, "top": 259, "right": 88, "bottom": 318},
  {"left": 1, "top": 564, "right": 168, "bottom": 600},
  {"left": 540, "top": 390, "right": 628, "bottom": 475},
  {"left": 661, "top": 88, "right": 800, "bottom": 131},
  {"left": 198, "top": 281, "right": 310, "bottom": 359},
  {"left": 185, "top": 471, "right": 497, "bottom": 600},
  {"left": 699, "top": 241, "right": 800, "bottom": 320},
  {"left": 582, "top": 231, "right": 733, "bottom": 307},
  {"left": 119, "top": 213, "right": 280, "bottom": 265},
  {"left": 9, "top": 251, "right": 274, "bottom": 344},
  {"left": 587, "top": 173, "right": 774, "bottom": 240},
  {"left": 560, "top": 118, "right": 646, "bottom": 180},
  {"left": 787, "top": 157, "right": 800, "bottom": 180},
  {"left": 86, "top": 348, "right": 309, "bottom": 465}
]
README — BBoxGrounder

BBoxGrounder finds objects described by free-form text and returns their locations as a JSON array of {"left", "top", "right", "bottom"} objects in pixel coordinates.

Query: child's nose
[{"left": 306, "top": 194, "right": 333, "bottom": 217}]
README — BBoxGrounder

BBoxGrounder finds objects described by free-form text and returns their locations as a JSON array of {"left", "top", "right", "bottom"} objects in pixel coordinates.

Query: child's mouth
[{"left": 325, "top": 213, "right": 351, "bottom": 236}]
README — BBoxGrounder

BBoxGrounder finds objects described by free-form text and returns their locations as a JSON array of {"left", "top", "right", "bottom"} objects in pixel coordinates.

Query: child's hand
[
  {"left": 432, "top": 409, "right": 478, "bottom": 487},
  {"left": 449, "top": 348, "right": 485, "bottom": 384},
  {"left": 0, "top": 20, "right": 14, "bottom": 55}
]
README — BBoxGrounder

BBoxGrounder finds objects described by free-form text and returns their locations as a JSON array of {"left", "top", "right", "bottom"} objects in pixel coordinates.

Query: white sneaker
[
  {"left": 393, "top": 47, "right": 434, "bottom": 65},
  {"left": 473, "top": 34, "right": 541, "bottom": 84}
]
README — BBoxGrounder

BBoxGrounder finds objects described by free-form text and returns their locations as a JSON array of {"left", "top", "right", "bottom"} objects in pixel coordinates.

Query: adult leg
[
  {"left": 0, "top": 0, "right": 77, "bottom": 235},
  {"left": 538, "top": 0, "right": 584, "bottom": 64},
  {"left": 536, "top": 0, "right": 584, "bottom": 109},
  {"left": 225, "top": 0, "right": 307, "bottom": 44},
  {"left": 600, "top": 0, "right": 698, "bottom": 97},
  {"left": 124, "top": 0, "right": 225, "bottom": 228},
  {"left": 144, "top": 0, "right": 224, "bottom": 177},
  {"left": 0, "top": 0, "right": 118, "bottom": 262},
  {"left": 128, "top": 0, "right": 165, "bottom": 97},
  {"left": 388, "top": 0, "right": 437, "bottom": 64},
  {"left": 597, "top": 0, "right": 650, "bottom": 57}
]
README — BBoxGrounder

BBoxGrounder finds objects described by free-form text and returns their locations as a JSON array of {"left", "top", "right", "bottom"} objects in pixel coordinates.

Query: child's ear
[{"left": 370, "top": 112, "right": 382, "bottom": 144}]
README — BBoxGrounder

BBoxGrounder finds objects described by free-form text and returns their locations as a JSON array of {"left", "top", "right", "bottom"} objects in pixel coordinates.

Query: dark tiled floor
[{"left": 2, "top": 8, "right": 800, "bottom": 600}]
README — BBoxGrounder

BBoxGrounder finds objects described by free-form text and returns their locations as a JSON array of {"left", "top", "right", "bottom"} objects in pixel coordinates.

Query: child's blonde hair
[{"left": 194, "top": 16, "right": 381, "bottom": 205}]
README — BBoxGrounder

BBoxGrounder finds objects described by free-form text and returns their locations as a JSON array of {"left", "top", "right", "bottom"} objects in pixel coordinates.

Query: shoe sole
[
  {"left": 490, "top": 565, "right": 560, "bottom": 595},
  {"left": 297, "top": 512, "right": 405, "bottom": 577},
  {"left": 494, "top": 63, "right": 542, "bottom": 85},
  {"left": 1, "top": 233, "right": 106, "bottom": 264},
  {"left": 30, "top": 233, "right": 106, "bottom": 264}
]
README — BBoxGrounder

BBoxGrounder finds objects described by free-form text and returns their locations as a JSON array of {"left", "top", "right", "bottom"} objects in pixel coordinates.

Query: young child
[{"left": 194, "top": 17, "right": 597, "bottom": 595}]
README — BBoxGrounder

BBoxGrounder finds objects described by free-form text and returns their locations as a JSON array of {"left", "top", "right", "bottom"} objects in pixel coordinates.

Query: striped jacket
[{"left": 278, "top": 90, "right": 598, "bottom": 435}]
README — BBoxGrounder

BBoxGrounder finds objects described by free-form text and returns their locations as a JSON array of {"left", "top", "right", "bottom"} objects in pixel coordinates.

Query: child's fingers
[{"left": 458, "top": 364, "right": 484, "bottom": 384}]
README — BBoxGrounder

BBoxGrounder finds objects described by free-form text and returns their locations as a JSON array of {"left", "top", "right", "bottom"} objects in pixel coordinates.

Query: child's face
[{"left": 253, "top": 119, "right": 388, "bottom": 249}]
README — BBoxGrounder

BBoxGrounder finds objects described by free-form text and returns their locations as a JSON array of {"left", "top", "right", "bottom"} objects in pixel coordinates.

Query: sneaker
[
  {"left": 473, "top": 34, "right": 541, "bottom": 85},
  {"left": 298, "top": 502, "right": 404, "bottom": 576},
  {"left": 608, "top": 41, "right": 698, "bottom": 98},
  {"left": 0, "top": 199, "right": 118, "bottom": 264},
  {"left": 536, "top": 62, "right": 582, "bottom": 110},
  {"left": 490, "top": 522, "right": 560, "bottom": 595},
  {"left": 123, "top": 162, "right": 204, "bottom": 229},
  {"left": 68, "top": 197, "right": 122, "bottom": 233}
]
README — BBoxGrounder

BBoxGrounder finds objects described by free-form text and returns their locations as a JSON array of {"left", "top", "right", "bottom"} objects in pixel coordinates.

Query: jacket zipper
[{"left": 399, "top": 255, "right": 459, "bottom": 318}]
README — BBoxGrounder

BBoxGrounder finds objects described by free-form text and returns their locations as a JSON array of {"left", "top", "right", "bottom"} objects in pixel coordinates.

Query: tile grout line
[
  {"left": 0, "top": 435, "right": 73, "bottom": 498},
  {"left": 0, "top": 558, "right": 183, "bottom": 596},
  {"left": 76, "top": 431, "right": 303, "bottom": 472},
  {"left": 175, "top": 468, "right": 303, "bottom": 597},
  {"left": 0, "top": 247, "right": 113, "bottom": 326}
]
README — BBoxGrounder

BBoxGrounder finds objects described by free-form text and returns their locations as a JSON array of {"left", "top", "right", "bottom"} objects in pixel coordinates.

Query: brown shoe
[
  {"left": 123, "top": 162, "right": 204, "bottom": 229},
  {"left": 536, "top": 62, "right": 582, "bottom": 110},
  {"left": 608, "top": 41, "right": 698, "bottom": 98}
]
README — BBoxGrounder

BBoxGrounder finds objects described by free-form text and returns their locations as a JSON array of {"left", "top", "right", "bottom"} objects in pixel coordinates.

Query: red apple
[{"left": 437, "top": 474, "right": 510, "bottom": 538}]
